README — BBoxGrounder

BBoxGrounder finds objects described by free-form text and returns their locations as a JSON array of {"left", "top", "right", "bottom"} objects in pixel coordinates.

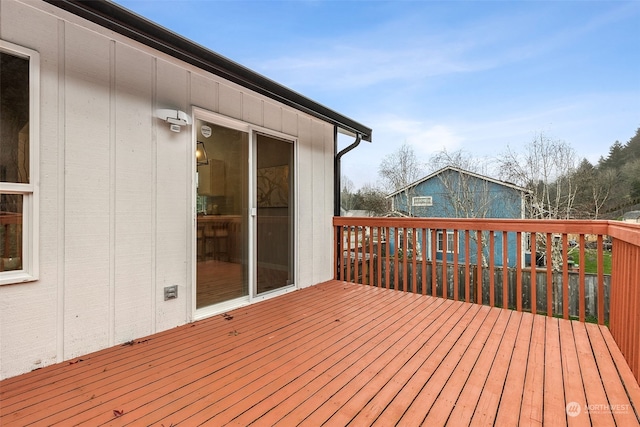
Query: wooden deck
[{"left": 1, "top": 280, "right": 639, "bottom": 426}]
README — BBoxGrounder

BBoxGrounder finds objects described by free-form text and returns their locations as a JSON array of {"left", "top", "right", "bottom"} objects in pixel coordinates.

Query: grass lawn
[{"left": 568, "top": 248, "right": 612, "bottom": 274}]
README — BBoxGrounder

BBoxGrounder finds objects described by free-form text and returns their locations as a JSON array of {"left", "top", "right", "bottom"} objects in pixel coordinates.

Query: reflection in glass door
[
  {"left": 195, "top": 120, "right": 248, "bottom": 308},
  {"left": 256, "top": 134, "right": 294, "bottom": 294}
]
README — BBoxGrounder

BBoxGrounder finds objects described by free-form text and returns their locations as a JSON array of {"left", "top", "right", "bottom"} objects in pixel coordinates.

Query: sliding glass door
[
  {"left": 195, "top": 120, "right": 249, "bottom": 308},
  {"left": 255, "top": 134, "right": 294, "bottom": 294},
  {"left": 194, "top": 115, "right": 295, "bottom": 312}
]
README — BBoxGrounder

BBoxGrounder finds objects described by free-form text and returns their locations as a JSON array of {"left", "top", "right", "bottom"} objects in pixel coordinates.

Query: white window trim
[
  {"left": 437, "top": 231, "right": 455, "bottom": 254},
  {"left": 412, "top": 196, "right": 433, "bottom": 207},
  {"left": 0, "top": 40, "right": 39, "bottom": 285}
]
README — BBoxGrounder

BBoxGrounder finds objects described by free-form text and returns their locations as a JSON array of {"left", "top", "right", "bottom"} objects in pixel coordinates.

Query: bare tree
[
  {"left": 378, "top": 143, "right": 426, "bottom": 216},
  {"left": 430, "top": 150, "right": 522, "bottom": 266},
  {"left": 497, "top": 133, "right": 578, "bottom": 270},
  {"left": 498, "top": 133, "right": 578, "bottom": 220},
  {"left": 591, "top": 168, "right": 616, "bottom": 219},
  {"left": 354, "top": 184, "right": 390, "bottom": 215},
  {"left": 340, "top": 175, "right": 356, "bottom": 211},
  {"left": 429, "top": 150, "right": 510, "bottom": 218}
]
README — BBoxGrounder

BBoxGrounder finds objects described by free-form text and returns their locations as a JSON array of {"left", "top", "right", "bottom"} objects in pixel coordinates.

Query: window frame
[
  {"left": 412, "top": 196, "right": 433, "bottom": 207},
  {"left": 0, "top": 40, "right": 39, "bottom": 285},
  {"left": 437, "top": 230, "right": 455, "bottom": 254}
]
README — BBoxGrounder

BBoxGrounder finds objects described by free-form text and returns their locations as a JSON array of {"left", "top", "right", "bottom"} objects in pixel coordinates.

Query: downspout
[
  {"left": 334, "top": 133, "right": 362, "bottom": 216},
  {"left": 334, "top": 132, "right": 362, "bottom": 280}
]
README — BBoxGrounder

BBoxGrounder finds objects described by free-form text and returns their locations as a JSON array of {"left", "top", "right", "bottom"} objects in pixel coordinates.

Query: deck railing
[{"left": 333, "top": 217, "right": 640, "bottom": 383}]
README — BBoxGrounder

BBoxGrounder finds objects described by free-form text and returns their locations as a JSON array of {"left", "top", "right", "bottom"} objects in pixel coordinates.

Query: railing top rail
[
  {"left": 333, "top": 217, "right": 640, "bottom": 238},
  {"left": 607, "top": 221, "right": 640, "bottom": 246}
]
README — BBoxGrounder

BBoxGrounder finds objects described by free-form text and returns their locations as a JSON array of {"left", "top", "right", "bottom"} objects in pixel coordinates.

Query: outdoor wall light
[
  {"left": 156, "top": 108, "right": 192, "bottom": 132},
  {"left": 196, "top": 141, "right": 209, "bottom": 165}
]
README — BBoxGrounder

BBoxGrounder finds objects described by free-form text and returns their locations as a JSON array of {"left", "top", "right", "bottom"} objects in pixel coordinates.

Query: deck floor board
[{"left": 1, "top": 280, "right": 638, "bottom": 426}]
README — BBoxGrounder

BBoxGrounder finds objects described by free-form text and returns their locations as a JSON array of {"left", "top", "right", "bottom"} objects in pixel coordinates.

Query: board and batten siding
[{"left": 0, "top": 0, "right": 335, "bottom": 379}]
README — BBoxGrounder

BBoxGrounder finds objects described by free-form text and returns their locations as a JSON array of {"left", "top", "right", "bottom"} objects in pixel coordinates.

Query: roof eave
[{"left": 44, "top": 0, "right": 372, "bottom": 142}]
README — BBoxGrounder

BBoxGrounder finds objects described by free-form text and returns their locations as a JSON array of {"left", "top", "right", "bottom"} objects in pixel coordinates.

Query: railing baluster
[
  {"left": 489, "top": 231, "right": 495, "bottom": 307},
  {"left": 516, "top": 232, "right": 522, "bottom": 312},
  {"left": 376, "top": 226, "right": 382, "bottom": 288},
  {"left": 334, "top": 225, "right": 340, "bottom": 280},
  {"left": 453, "top": 229, "right": 459, "bottom": 302},
  {"left": 411, "top": 227, "right": 417, "bottom": 293},
  {"left": 402, "top": 229, "right": 408, "bottom": 292},
  {"left": 353, "top": 227, "right": 360, "bottom": 283},
  {"left": 384, "top": 227, "right": 390, "bottom": 290},
  {"left": 531, "top": 232, "right": 537, "bottom": 315},
  {"left": 579, "top": 234, "right": 586, "bottom": 322},
  {"left": 546, "top": 232, "right": 553, "bottom": 317},
  {"left": 562, "top": 233, "right": 569, "bottom": 320},
  {"left": 443, "top": 228, "right": 448, "bottom": 300},
  {"left": 369, "top": 226, "right": 373, "bottom": 286},
  {"left": 476, "top": 230, "right": 483, "bottom": 305},
  {"left": 393, "top": 227, "right": 399, "bottom": 291},
  {"left": 465, "top": 230, "right": 471, "bottom": 303},
  {"left": 421, "top": 228, "right": 427, "bottom": 295},
  {"left": 597, "top": 234, "right": 604, "bottom": 325},
  {"left": 346, "top": 226, "right": 352, "bottom": 283},
  {"left": 431, "top": 228, "right": 437, "bottom": 297},
  {"left": 502, "top": 231, "right": 508, "bottom": 309},
  {"left": 628, "top": 243, "right": 638, "bottom": 377}
]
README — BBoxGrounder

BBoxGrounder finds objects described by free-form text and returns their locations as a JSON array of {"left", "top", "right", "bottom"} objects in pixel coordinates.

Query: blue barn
[{"left": 385, "top": 166, "right": 530, "bottom": 267}]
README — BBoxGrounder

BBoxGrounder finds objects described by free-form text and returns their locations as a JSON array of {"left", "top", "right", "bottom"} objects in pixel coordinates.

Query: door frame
[{"left": 190, "top": 107, "right": 299, "bottom": 321}]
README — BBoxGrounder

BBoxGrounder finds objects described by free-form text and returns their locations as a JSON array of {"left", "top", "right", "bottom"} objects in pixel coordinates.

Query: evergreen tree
[{"left": 599, "top": 140, "right": 626, "bottom": 169}]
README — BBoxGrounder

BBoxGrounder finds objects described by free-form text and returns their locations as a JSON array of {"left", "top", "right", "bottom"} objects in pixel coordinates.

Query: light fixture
[
  {"left": 196, "top": 141, "right": 209, "bottom": 166},
  {"left": 156, "top": 108, "right": 192, "bottom": 132}
]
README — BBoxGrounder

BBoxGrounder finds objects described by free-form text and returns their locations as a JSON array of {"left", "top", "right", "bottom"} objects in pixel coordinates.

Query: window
[
  {"left": 0, "top": 40, "right": 39, "bottom": 284},
  {"left": 437, "top": 231, "right": 455, "bottom": 253},
  {"left": 412, "top": 196, "right": 432, "bottom": 207}
]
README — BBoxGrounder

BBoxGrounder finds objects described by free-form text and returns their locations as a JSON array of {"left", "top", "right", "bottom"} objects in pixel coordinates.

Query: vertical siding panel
[
  {"left": 242, "top": 93, "right": 263, "bottom": 126},
  {"left": 310, "top": 120, "right": 331, "bottom": 286},
  {"left": 264, "top": 102, "right": 282, "bottom": 132},
  {"left": 113, "top": 43, "right": 154, "bottom": 343},
  {"left": 322, "top": 124, "right": 334, "bottom": 284},
  {"left": 109, "top": 40, "right": 116, "bottom": 346},
  {"left": 0, "top": 1, "right": 60, "bottom": 378},
  {"left": 296, "top": 117, "right": 313, "bottom": 287},
  {"left": 154, "top": 59, "right": 189, "bottom": 331},
  {"left": 63, "top": 25, "right": 111, "bottom": 358},
  {"left": 190, "top": 73, "right": 218, "bottom": 112},
  {"left": 54, "top": 17, "right": 66, "bottom": 366},
  {"left": 218, "top": 83, "right": 242, "bottom": 120},
  {"left": 282, "top": 109, "right": 298, "bottom": 137}
]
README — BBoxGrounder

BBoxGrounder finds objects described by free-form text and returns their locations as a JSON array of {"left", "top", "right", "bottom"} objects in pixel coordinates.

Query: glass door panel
[
  {"left": 256, "top": 134, "right": 294, "bottom": 294},
  {"left": 196, "top": 120, "right": 248, "bottom": 308}
]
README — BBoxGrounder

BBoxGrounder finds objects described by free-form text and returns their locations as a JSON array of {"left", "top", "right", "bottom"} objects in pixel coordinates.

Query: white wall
[{"left": 0, "top": 0, "right": 336, "bottom": 379}]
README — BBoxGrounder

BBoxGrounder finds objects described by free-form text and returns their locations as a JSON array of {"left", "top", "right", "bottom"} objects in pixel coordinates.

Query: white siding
[
  {"left": 113, "top": 43, "right": 154, "bottom": 343},
  {"left": 63, "top": 22, "right": 112, "bottom": 358},
  {"left": 0, "top": 0, "right": 339, "bottom": 379}
]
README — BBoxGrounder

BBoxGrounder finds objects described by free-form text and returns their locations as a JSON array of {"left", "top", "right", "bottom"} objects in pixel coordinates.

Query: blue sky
[{"left": 116, "top": 0, "right": 640, "bottom": 188}]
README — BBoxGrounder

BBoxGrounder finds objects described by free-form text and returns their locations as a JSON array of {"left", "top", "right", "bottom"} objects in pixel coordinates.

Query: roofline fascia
[
  {"left": 386, "top": 165, "right": 531, "bottom": 198},
  {"left": 43, "top": 0, "right": 372, "bottom": 142}
]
